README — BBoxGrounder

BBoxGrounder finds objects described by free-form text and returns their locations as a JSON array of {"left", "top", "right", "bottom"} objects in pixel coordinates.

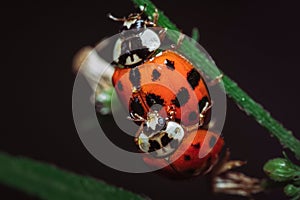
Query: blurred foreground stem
[{"left": 0, "top": 152, "right": 144, "bottom": 200}]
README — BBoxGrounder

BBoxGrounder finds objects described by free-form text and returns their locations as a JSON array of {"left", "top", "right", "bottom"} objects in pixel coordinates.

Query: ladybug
[
  {"left": 112, "top": 50, "right": 212, "bottom": 128},
  {"left": 109, "top": 8, "right": 164, "bottom": 68}
]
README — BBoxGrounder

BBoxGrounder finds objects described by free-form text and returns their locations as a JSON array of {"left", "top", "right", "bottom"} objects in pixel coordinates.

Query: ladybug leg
[
  {"left": 166, "top": 105, "right": 176, "bottom": 121},
  {"left": 156, "top": 28, "right": 167, "bottom": 45},
  {"left": 177, "top": 33, "right": 185, "bottom": 47},
  {"left": 153, "top": 8, "right": 159, "bottom": 25},
  {"left": 207, "top": 74, "right": 223, "bottom": 87},
  {"left": 199, "top": 101, "right": 212, "bottom": 127},
  {"left": 194, "top": 68, "right": 223, "bottom": 87},
  {"left": 107, "top": 14, "right": 126, "bottom": 22},
  {"left": 127, "top": 113, "right": 146, "bottom": 122},
  {"left": 170, "top": 32, "right": 185, "bottom": 50},
  {"left": 134, "top": 122, "right": 145, "bottom": 141}
]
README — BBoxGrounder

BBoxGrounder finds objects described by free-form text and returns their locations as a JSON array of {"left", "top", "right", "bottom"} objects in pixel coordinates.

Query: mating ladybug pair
[{"left": 108, "top": 8, "right": 224, "bottom": 178}]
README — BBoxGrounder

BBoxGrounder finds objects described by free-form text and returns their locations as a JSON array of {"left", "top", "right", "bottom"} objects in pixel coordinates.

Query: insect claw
[{"left": 199, "top": 101, "right": 212, "bottom": 127}]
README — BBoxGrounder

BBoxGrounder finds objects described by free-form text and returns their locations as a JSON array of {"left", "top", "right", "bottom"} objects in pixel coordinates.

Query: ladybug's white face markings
[
  {"left": 138, "top": 132, "right": 151, "bottom": 152},
  {"left": 139, "top": 29, "right": 161, "bottom": 51},
  {"left": 125, "top": 54, "right": 143, "bottom": 66},
  {"left": 146, "top": 111, "right": 164, "bottom": 131},
  {"left": 165, "top": 121, "right": 184, "bottom": 141},
  {"left": 138, "top": 121, "right": 185, "bottom": 158}
]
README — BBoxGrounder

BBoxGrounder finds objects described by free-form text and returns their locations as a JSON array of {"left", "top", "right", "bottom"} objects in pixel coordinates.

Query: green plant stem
[
  {"left": 132, "top": 0, "right": 300, "bottom": 158},
  {"left": 0, "top": 152, "right": 145, "bottom": 200}
]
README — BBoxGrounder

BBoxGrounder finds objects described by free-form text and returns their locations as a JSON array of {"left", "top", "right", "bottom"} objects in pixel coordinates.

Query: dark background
[{"left": 2, "top": 0, "right": 300, "bottom": 199}]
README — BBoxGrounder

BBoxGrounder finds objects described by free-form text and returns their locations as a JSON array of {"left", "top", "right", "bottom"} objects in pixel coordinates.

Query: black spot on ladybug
[
  {"left": 198, "top": 96, "right": 209, "bottom": 113},
  {"left": 184, "top": 155, "right": 191, "bottom": 161},
  {"left": 188, "top": 111, "right": 198, "bottom": 122},
  {"left": 117, "top": 81, "right": 123, "bottom": 91},
  {"left": 130, "top": 97, "right": 144, "bottom": 117},
  {"left": 149, "top": 140, "right": 161, "bottom": 152},
  {"left": 129, "top": 68, "right": 141, "bottom": 89},
  {"left": 146, "top": 93, "right": 164, "bottom": 108},
  {"left": 161, "top": 134, "right": 172, "bottom": 147},
  {"left": 165, "top": 59, "right": 175, "bottom": 70},
  {"left": 171, "top": 87, "right": 190, "bottom": 108},
  {"left": 209, "top": 136, "right": 217, "bottom": 148},
  {"left": 151, "top": 69, "right": 161, "bottom": 81},
  {"left": 170, "top": 139, "right": 179, "bottom": 149},
  {"left": 191, "top": 142, "right": 201, "bottom": 149},
  {"left": 187, "top": 68, "right": 201, "bottom": 89}
]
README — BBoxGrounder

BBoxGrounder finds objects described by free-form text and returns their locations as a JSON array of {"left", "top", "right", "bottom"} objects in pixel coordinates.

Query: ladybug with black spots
[
  {"left": 113, "top": 50, "right": 212, "bottom": 128},
  {"left": 109, "top": 7, "right": 164, "bottom": 68},
  {"left": 109, "top": 9, "right": 224, "bottom": 178}
]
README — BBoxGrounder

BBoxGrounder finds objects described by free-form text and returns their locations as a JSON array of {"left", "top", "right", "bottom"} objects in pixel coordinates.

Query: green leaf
[{"left": 0, "top": 152, "right": 145, "bottom": 200}]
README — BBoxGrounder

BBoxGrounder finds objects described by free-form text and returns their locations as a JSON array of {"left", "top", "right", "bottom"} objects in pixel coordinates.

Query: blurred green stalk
[{"left": 0, "top": 152, "right": 145, "bottom": 200}]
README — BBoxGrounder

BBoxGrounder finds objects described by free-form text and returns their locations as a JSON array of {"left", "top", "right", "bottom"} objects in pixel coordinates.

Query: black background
[{"left": 2, "top": 0, "right": 300, "bottom": 199}]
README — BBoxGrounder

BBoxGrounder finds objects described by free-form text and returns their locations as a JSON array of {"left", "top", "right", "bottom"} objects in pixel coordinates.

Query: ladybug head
[{"left": 137, "top": 117, "right": 185, "bottom": 158}]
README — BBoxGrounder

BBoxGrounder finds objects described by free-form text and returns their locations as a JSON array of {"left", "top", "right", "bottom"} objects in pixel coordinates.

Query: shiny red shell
[
  {"left": 143, "top": 129, "right": 224, "bottom": 178},
  {"left": 112, "top": 50, "right": 211, "bottom": 127}
]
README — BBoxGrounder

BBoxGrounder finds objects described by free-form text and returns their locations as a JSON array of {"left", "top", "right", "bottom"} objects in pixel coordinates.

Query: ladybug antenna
[{"left": 107, "top": 13, "right": 126, "bottom": 22}]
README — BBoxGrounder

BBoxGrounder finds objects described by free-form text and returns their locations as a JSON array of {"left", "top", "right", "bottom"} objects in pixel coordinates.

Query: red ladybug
[{"left": 112, "top": 50, "right": 211, "bottom": 128}]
